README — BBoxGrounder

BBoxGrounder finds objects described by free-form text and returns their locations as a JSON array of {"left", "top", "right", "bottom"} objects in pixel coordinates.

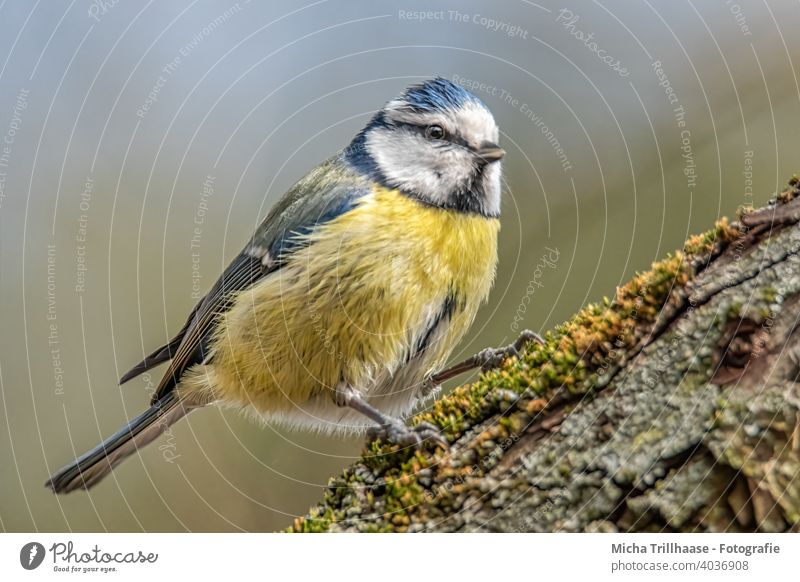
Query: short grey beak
[{"left": 476, "top": 144, "right": 505, "bottom": 163}]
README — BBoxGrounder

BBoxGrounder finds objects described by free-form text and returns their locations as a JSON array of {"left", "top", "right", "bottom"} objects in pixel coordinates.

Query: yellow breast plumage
[{"left": 183, "top": 187, "right": 499, "bottom": 429}]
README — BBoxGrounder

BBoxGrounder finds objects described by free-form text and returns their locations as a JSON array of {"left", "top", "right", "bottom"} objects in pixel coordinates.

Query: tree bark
[{"left": 292, "top": 180, "right": 800, "bottom": 533}]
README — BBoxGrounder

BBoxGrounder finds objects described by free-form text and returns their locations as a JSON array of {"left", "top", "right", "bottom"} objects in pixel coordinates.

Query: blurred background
[{"left": 0, "top": 0, "right": 797, "bottom": 532}]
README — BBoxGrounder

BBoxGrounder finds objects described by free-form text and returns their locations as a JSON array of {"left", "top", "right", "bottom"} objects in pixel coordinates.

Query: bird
[{"left": 45, "top": 77, "right": 541, "bottom": 494}]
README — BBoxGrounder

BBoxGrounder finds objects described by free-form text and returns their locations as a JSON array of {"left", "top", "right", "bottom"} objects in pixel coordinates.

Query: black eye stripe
[
  {"left": 394, "top": 121, "right": 473, "bottom": 150},
  {"left": 448, "top": 134, "right": 472, "bottom": 150},
  {"left": 395, "top": 121, "right": 436, "bottom": 137}
]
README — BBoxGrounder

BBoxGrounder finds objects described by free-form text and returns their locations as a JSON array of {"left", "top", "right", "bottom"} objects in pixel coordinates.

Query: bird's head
[{"left": 346, "top": 77, "right": 504, "bottom": 217}]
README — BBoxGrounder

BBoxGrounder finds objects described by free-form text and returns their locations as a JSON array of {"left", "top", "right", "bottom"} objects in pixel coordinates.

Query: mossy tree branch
[{"left": 292, "top": 179, "right": 800, "bottom": 533}]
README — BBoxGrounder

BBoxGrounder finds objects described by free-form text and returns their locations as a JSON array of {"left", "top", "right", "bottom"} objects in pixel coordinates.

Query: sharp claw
[
  {"left": 417, "top": 428, "right": 449, "bottom": 449},
  {"left": 413, "top": 422, "right": 450, "bottom": 449},
  {"left": 366, "top": 425, "right": 381, "bottom": 442},
  {"left": 515, "top": 329, "right": 545, "bottom": 350},
  {"left": 478, "top": 330, "right": 547, "bottom": 372},
  {"left": 369, "top": 419, "right": 449, "bottom": 450},
  {"left": 421, "top": 425, "right": 437, "bottom": 434}
]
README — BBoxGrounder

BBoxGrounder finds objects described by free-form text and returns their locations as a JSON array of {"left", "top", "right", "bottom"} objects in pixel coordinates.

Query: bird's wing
[
  {"left": 144, "top": 156, "right": 371, "bottom": 403},
  {"left": 119, "top": 302, "right": 200, "bottom": 385}
]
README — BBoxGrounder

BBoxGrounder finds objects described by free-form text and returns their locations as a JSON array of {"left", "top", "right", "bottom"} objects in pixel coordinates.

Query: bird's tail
[{"left": 45, "top": 392, "right": 195, "bottom": 494}]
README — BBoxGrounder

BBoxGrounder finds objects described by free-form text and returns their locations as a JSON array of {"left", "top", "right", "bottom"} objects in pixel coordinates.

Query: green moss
[
  {"left": 292, "top": 505, "right": 335, "bottom": 533},
  {"left": 683, "top": 217, "right": 738, "bottom": 255},
  {"left": 632, "top": 428, "right": 665, "bottom": 450},
  {"left": 762, "top": 286, "right": 778, "bottom": 304},
  {"left": 382, "top": 454, "right": 430, "bottom": 525}
]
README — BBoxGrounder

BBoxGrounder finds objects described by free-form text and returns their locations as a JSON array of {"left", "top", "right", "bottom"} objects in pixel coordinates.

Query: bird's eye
[{"left": 425, "top": 125, "right": 445, "bottom": 140}]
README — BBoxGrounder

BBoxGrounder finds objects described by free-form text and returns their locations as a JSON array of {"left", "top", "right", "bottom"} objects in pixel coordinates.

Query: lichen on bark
[{"left": 291, "top": 179, "right": 800, "bottom": 533}]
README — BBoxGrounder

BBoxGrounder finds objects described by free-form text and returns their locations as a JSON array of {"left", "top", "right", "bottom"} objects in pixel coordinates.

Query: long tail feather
[{"left": 45, "top": 393, "right": 194, "bottom": 494}]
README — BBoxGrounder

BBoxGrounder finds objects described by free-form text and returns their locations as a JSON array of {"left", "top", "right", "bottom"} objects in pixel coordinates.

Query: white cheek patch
[{"left": 367, "top": 129, "right": 474, "bottom": 205}]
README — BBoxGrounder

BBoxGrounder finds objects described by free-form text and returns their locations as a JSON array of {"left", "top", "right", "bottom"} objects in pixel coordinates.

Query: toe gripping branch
[
  {"left": 429, "top": 329, "right": 545, "bottom": 386},
  {"left": 339, "top": 385, "right": 448, "bottom": 449}
]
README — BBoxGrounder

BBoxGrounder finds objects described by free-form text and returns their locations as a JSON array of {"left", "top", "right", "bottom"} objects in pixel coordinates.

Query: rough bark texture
[{"left": 292, "top": 179, "right": 800, "bottom": 533}]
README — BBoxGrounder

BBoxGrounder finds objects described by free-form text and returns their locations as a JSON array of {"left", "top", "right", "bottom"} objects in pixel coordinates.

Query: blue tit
[{"left": 47, "top": 77, "right": 538, "bottom": 494}]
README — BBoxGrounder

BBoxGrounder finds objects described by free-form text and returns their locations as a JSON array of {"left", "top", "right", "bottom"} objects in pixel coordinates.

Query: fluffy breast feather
[{"left": 193, "top": 187, "right": 499, "bottom": 424}]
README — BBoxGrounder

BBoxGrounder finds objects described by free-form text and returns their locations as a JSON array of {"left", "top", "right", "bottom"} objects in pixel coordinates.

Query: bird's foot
[
  {"left": 476, "top": 329, "right": 545, "bottom": 371},
  {"left": 367, "top": 419, "right": 448, "bottom": 450},
  {"left": 337, "top": 384, "right": 448, "bottom": 450}
]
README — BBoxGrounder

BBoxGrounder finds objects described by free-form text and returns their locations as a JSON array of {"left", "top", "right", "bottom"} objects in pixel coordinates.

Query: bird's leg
[
  {"left": 428, "top": 329, "right": 545, "bottom": 387},
  {"left": 335, "top": 385, "right": 448, "bottom": 449}
]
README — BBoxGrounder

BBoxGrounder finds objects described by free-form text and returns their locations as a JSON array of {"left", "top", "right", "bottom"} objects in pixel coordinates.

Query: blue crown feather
[{"left": 398, "top": 77, "right": 484, "bottom": 113}]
